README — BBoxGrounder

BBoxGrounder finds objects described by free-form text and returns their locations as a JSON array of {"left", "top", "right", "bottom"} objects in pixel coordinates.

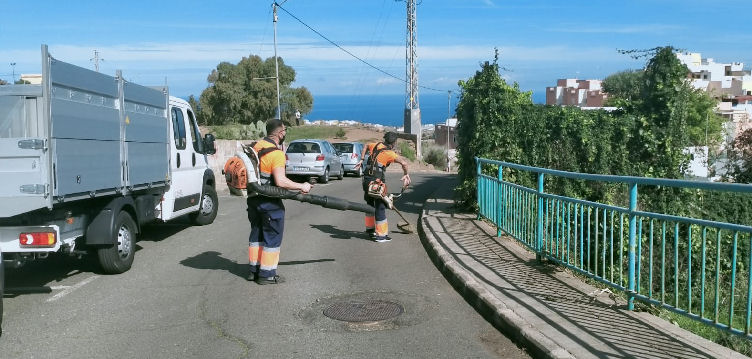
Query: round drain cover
[{"left": 323, "top": 300, "right": 404, "bottom": 322}]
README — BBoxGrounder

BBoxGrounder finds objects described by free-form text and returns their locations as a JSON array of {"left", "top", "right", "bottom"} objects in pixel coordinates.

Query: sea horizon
[{"left": 307, "top": 92, "right": 545, "bottom": 127}]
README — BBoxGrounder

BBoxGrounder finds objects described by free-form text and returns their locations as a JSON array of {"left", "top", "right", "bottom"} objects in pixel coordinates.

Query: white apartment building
[
  {"left": 675, "top": 52, "right": 752, "bottom": 97},
  {"left": 546, "top": 79, "right": 608, "bottom": 107}
]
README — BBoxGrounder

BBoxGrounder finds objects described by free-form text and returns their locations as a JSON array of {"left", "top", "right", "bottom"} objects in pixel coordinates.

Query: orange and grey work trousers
[
  {"left": 363, "top": 192, "right": 388, "bottom": 240},
  {"left": 247, "top": 196, "right": 285, "bottom": 278}
]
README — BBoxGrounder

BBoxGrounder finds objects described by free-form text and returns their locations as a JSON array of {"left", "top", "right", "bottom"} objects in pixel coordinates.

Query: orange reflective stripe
[
  {"left": 259, "top": 250, "right": 280, "bottom": 269},
  {"left": 248, "top": 245, "right": 262, "bottom": 265},
  {"left": 365, "top": 216, "right": 375, "bottom": 229},
  {"left": 375, "top": 221, "right": 388, "bottom": 236}
]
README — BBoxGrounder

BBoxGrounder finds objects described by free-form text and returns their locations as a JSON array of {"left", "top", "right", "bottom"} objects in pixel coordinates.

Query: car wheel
[
  {"left": 97, "top": 211, "right": 136, "bottom": 274},
  {"left": 190, "top": 184, "right": 218, "bottom": 226},
  {"left": 337, "top": 165, "right": 344, "bottom": 180},
  {"left": 319, "top": 167, "right": 330, "bottom": 184}
]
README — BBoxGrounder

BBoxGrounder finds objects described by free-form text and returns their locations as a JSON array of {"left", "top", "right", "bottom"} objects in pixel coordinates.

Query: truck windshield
[{"left": 0, "top": 96, "right": 28, "bottom": 138}]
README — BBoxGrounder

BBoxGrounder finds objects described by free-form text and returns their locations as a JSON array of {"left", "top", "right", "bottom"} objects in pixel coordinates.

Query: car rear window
[
  {"left": 287, "top": 142, "right": 321, "bottom": 153},
  {"left": 333, "top": 143, "right": 353, "bottom": 153}
]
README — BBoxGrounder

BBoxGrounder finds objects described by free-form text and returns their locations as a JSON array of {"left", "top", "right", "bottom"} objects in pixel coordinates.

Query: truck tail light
[
  {"left": 19, "top": 232, "right": 57, "bottom": 247},
  {"left": 315, "top": 154, "right": 325, "bottom": 161}
]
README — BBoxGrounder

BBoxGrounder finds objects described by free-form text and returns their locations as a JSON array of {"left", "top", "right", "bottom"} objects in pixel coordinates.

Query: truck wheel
[
  {"left": 190, "top": 184, "right": 218, "bottom": 226},
  {"left": 97, "top": 211, "right": 136, "bottom": 274}
]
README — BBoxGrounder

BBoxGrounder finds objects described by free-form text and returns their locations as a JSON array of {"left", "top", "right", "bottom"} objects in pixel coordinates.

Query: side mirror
[{"left": 203, "top": 133, "right": 216, "bottom": 155}]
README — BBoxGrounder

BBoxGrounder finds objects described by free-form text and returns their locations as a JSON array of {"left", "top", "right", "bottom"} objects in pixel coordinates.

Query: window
[
  {"left": 171, "top": 107, "right": 186, "bottom": 150},
  {"left": 333, "top": 143, "right": 354, "bottom": 153},
  {"left": 187, "top": 109, "right": 203, "bottom": 153}
]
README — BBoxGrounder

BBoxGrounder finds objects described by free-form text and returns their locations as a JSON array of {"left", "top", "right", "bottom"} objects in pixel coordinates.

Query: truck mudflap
[
  {"left": 0, "top": 224, "right": 61, "bottom": 253},
  {"left": 85, "top": 196, "right": 138, "bottom": 246}
]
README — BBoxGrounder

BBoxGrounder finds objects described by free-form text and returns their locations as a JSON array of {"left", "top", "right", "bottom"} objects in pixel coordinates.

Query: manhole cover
[{"left": 323, "top": 300, "right": 404, "bottom": 322}]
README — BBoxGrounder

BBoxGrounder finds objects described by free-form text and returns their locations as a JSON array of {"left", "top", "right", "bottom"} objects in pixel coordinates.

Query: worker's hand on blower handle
[
  {"left": 401, "top": 174, "right": 411, "bottom": 189},
  {"left": 300, "top": 182, "right": 312, "bottom": 194}
]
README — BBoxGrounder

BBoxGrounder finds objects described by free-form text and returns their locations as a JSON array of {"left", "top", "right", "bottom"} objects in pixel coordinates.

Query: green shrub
[
  {"left": 335, "top": 127, "right": 346, "bottom": 139},
  {"left": 398, "top": 141, "right": 416, "bottom": 161},
  {"left": 423, "top": 144, "right": 447, "bottom": 169}
]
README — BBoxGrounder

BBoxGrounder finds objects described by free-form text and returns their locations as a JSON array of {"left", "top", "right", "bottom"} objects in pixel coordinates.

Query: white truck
[{"left": 0, "top": 45, "right": 219, "bottom": 281}]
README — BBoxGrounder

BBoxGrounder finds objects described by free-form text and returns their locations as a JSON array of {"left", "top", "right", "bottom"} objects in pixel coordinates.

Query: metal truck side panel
[
  {"left": 123, "top": 108, "right": 167, "bottom": 143},
  {"left": 0, "top": 140, "right": 48, "bottom": 217},
  {"left": 49, "top": 59, "right": 118, "bottom": 99},
  {"left": 49, "top": 96, "right": 119, "bottom": 141},
  {"left": 127, "top": 142, "right": 168, "bottom": 186},
  {"left": 123, "top": 82, "right": 166, "bottom": 110},
  {"left": 53, "top": 138, "right": 121, "bottom": 196}
]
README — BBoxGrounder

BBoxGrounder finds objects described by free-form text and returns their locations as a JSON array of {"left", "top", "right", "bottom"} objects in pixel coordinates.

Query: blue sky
[{"left": 2, "top": 0, "right": 751, "bottom": 101}]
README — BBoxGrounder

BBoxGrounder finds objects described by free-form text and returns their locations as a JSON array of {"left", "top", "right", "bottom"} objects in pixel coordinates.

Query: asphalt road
[{"left": 0, "top": 172, "right": 530, "bottom": 359}]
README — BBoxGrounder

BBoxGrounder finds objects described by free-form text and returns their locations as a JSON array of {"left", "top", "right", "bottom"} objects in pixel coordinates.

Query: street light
[
  {"left": 10, "top": 62, "right": 16, "bottom": 84},
  {"left": 446, "top": 90, "right": 452, "bottom": 172},
  {"left": 272, "top": 2, "right": 282, "bottom": 120}
]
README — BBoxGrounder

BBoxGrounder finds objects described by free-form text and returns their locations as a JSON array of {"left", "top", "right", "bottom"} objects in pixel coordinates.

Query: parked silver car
[
  {"left": 332, "top": 142, "right": 365, "bottom": 177},
  {"left": 285, "top": 139, "right": 344, "bottom": 183}
]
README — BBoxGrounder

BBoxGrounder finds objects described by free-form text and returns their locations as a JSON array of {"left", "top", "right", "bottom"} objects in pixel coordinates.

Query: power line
[{"left": 274, "top": 2, "right": 446, "bottom": 93}]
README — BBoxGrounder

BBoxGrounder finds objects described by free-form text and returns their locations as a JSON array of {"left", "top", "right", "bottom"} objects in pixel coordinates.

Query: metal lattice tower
[
  {"left": 403, "top": 0, "right": 422, "bottom": 157},
  {"left": 405, "top": 0, "right": 419, "bottom": 111}
]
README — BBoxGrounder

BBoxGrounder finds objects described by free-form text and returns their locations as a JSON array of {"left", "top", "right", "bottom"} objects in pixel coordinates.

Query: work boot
[
  {"left": 365, "top": 229, "right": 375, "bottom": 239},
  {"left": 247, "top": 271, "right": 257, "bottom": 282},
  {"left": 256, "top": 274, "right": 285, "bottom": 285}
]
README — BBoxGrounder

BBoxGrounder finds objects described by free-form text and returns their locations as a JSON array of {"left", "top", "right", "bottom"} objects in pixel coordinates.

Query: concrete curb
[{"left": 418, "top": 202, "right": 575, "bottom": 359}]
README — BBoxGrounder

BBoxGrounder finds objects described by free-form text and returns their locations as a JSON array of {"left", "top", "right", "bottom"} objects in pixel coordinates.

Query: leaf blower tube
[
  {"left": 247, "top": 183, "right": 374, "bottom": 214},
  {"left": 223, "top": 149, "right": 374, "bottom": 214}
]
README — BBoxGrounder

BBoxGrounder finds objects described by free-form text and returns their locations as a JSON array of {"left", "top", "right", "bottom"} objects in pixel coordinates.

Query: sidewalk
[{"left": 418, "top": 179, "right": 746, "bottom": 359}]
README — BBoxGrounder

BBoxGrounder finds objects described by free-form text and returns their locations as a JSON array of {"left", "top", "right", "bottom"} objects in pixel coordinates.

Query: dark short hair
[
  {"left": 383, "top": 131, "right": 398, "bottom": 145},
  {"left": 266, "top": 119, "right": 285, "bottom": 135}
]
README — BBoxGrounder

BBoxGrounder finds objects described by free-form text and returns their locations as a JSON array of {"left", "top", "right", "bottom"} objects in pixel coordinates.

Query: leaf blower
[{"left": 223, "top": 144, "right": 374, "bottom": 214}]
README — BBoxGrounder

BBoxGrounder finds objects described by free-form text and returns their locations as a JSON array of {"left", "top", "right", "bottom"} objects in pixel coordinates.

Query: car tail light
[
  {"left": 19, "top": 232, "right": 57, "bottom": 247},
  {"left": 351, "top": 153, "right": 358, "bottom": 159},
  {"left": 315, "top": 154, "right": 325, "bottom": 161}
]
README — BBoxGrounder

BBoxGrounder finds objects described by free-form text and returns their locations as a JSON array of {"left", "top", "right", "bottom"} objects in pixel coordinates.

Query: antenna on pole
[{"left": 90, "top": 50, "right": 104, "bottom": 72}]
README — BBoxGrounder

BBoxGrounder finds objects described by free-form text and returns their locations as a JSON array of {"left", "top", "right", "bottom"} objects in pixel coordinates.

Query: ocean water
[
  {"left": 307, "top": 91, "right": 545, "bottom": 127},
  {"left": 307, "top": 93, "right": 459, "bottom": 127}
]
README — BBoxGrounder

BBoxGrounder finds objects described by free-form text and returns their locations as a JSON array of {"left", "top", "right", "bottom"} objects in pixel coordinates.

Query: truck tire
[
  {"left": 190, "top": 184, "right": 218, "bottom": 226},
  {"left": 97, "top": 211, "right": 136, "bottom": 274}
]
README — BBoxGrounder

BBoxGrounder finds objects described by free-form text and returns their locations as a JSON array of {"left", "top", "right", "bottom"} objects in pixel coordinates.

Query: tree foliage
[
  {"left": 454, "top": 46, "right": 725, "bottom": 211},
  {"left": 197, "top": 55, "right": 312, "bottom": 126},
  {"left": 724, "top": 128, "right": 752, "bottom": 183},
  {"left": 0, "top": 79, "right": 7, "bottom": 85}
]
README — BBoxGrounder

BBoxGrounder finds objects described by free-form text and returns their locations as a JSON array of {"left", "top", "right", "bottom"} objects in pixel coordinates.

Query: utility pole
[
  {"left": 272, "top": 2, "right": 282, "bottom": 120},
  {"left": 10, "top": 62, "right": 16, "bottom": 84},
  {"left": 446, "top": 90, "right": 452, "bottom": 172},
  {"left": 402, "top": 0, "right": 421, "bottom": 159},
  {"left": 90, "top": 50, "right": 103, "bottom": 72}
]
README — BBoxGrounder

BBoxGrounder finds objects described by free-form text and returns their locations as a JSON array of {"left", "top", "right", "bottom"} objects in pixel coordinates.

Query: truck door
[{"left": 162, "top": 105, "right": 202, "bottom": 219}]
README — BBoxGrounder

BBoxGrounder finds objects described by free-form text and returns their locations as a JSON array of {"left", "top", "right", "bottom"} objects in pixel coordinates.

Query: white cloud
[{"left": 375, "top": 77, "right": 400, "bottom": 85}]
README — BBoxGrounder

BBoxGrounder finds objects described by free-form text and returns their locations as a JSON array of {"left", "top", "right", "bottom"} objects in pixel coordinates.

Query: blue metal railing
[{"left": 475, "top": 157, "right": 752, "bottom": 337}]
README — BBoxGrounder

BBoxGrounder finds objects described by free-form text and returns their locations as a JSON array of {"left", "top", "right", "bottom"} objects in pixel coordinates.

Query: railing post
[
  {"left": 536, "top": 173, "right": 544, "bottom": 263},
  {"left": 476, "top": 158, "right": 481, "bottom": 220},
  {"left": 497, "top": 165, "right": 504, "bottom": 237},
  {"left": 627, "top": 182, "right": 638, "bottom": 311}
]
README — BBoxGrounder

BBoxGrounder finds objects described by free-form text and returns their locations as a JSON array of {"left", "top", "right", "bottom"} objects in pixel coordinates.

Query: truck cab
[{"left": 162, "top": 96, "right": 217, "bottom": 224}]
